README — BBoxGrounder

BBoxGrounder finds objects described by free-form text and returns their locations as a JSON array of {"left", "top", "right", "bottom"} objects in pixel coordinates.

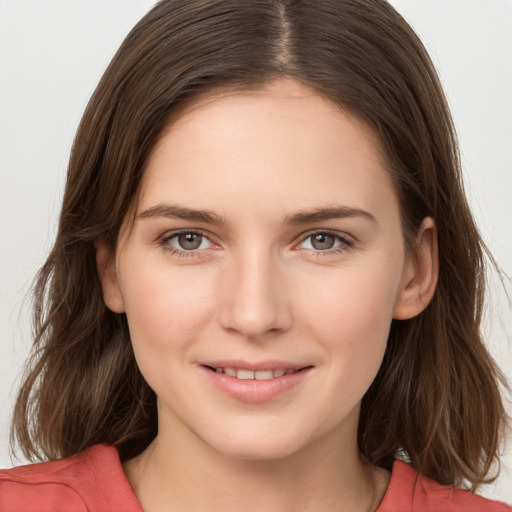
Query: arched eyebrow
[
  {"left": 137, "top": 204, "right": 376, "bottom": 226},
  {"left": 284, "top": 207, "right": 377, "bottom": 225},
  {"left": 138, "top": 204, "right": 226, "bottom": 225}
]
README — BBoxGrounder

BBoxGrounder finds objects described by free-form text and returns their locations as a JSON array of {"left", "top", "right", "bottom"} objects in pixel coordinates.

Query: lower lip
[{"left": 200, "top": 366, "right": 313, "bottom": 403}]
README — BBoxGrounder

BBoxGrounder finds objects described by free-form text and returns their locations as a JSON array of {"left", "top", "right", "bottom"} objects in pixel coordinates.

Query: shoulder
[
  {"left": 0, "top": 444, "right": 142, "bottom": 512},
  {"left": 377, "top": 460, "right": 511, "bottom": 512}
]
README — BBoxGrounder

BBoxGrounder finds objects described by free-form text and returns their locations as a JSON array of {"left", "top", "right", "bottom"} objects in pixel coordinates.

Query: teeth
[
  {"left": 255, "top": 370, "right": 273, "bottom": 380},
  {"left": 237, "top": 369, "right": 255, "bottom": 380},
  {"left": 213, "top": 367, "right": 296, "bottom": 379}
]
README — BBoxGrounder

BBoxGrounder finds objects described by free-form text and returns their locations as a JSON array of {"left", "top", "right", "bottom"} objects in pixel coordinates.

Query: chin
[{"left": 199, "top": 425, "right": 314, "bottom": 462}]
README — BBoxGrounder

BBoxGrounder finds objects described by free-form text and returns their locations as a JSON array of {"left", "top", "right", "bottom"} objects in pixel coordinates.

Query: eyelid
[
  {"left": 159, "top": 228, "right": 219, "bottom": 256},
  {"left": 160, "top": 228, "right": 212, "bottom": 241},
  {"left": 157, "top": 228, "right": 355, "bottom": 257},
  {"left": 294, "top": 229, "right": 355, "bottom": 252}
]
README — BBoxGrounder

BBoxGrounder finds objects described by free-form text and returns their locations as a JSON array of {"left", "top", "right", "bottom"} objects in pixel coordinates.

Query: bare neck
[{"left": 123, "top": 421, "right": 390, "bottom": 512}]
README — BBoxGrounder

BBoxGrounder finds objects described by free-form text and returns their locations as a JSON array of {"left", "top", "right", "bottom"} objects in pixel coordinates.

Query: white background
[{"left": 1, "top": 0, "right": 511, "bottom": 502}]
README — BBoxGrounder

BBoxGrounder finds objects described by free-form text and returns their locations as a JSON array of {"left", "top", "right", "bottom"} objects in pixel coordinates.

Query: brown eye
[
  {"left": 310, "top": 233, "right": 336, "bottom": 250},
  {"left": 177, "top": 232, "right": 203, "bottom": 250}
]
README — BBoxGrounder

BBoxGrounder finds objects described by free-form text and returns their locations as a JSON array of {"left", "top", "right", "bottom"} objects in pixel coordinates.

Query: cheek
[
  {"left": 118, "top": 258, "right": 220, "bottom": 401},
  {"left": 299, "top": 261, "right": 401, "bottom": 384},
  {"left": 119, "top": 255, "right": 216, "bottom": 354},
  {"left": 304, "top": 261, "right": 399, "bottom": 332}
]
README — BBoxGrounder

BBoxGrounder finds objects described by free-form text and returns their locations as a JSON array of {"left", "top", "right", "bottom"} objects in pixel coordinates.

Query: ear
[
  {"left": 393, "top": 217, "right": 439, "bottom": 320},
  {"left": 94, "top": 237, "right": 125, "bottom": 313}
]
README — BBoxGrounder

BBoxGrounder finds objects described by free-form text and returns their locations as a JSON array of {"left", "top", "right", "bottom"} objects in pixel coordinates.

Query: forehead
[{"left": 136, "top": 79, "right": 398, "bottom": 224}]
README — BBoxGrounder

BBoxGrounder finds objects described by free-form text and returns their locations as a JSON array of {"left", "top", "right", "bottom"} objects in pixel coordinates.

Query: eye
[
  {"left": 297, "top": 231, "right": 354, "bottom": 253},
  {"left": 161, "top": 231, "right": 214, "bottom": 253}
]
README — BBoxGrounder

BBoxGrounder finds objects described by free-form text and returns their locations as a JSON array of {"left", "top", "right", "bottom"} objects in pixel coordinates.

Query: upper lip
[{"left": 200, "top": 360, "right": 311, "bottom": 371}]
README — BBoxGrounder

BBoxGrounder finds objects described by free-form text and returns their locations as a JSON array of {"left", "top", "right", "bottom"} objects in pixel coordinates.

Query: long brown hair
[{"left": 12, "top": 0, "right": 509, "bottom": 489}]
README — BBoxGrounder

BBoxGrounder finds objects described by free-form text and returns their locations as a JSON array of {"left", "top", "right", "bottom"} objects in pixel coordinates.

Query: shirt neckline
[{"left": 92, "top": 444, "right": 411, "bottom": 511}]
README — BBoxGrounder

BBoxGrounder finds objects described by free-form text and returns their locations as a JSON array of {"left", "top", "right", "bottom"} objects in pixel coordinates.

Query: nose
[{"left": 218, "top": 249, "right": 292, "bottom": 340}]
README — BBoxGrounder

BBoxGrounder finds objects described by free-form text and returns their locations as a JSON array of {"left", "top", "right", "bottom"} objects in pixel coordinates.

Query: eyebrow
[
  {"left": 138, "top": 203, "right": 376, "bottom": 226},
  {"left": 284, "top": 206, "right": 377, "bottom": 225},
  {"left": 138, "top": 204, "right": 226, "bottom": 225}
]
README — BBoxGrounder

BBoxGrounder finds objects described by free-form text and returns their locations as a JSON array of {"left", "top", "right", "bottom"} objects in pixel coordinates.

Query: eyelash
[
  {"left": 158, "top": 229, "right": 355, "bottom": 258},
  {"left": 159, "top": 229, "right": 214, "bottom": 258},
  {"left": 298, "top": 230, "right": 355, "bottom": 257}
]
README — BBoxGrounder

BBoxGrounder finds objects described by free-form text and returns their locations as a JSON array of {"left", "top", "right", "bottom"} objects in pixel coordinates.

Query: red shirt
[{"left": 0, "top": 444, "right": 510, "bottom": 511}]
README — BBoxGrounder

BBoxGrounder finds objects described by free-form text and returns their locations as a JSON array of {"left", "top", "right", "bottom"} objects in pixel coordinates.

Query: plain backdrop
[{"left": 1, "top": 0, "right": 511, "bottom": 502}]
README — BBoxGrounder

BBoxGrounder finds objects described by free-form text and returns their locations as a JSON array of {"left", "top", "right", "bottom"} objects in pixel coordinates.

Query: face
[{"left": 98, "top": 78, "right": 435, "bottom": 461}]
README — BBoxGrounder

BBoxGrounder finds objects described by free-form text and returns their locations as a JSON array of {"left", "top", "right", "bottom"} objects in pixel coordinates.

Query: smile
[
  {"left": 202, "top": 364, "right": 313, "bottom": 403},
  {"left": 211, "top": 367, "right": 298, "bottom": 380}
]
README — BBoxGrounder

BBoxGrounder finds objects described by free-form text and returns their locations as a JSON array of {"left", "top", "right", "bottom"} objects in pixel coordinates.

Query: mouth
[
  {"left": 201, "top": 363, "right": 313, "bottom": 402},
  {"left": 199, "top": 359, "right": 314, "bottom": 402},
  {"left": 203, "top": 366, "right": 307, "bottom": 380}
]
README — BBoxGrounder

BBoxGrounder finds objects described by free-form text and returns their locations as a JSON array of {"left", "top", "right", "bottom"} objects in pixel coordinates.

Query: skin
[{"left": 97, "top": 78, "right": 438, "bottom": 512}]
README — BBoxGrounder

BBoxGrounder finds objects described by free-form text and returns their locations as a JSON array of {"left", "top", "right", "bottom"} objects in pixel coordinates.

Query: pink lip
[
  {"left": 201, "top": 359, "right": 307, "bottom": 371},
  {"left": 199, "top": 362, "right": 313, "bottom": 403}
]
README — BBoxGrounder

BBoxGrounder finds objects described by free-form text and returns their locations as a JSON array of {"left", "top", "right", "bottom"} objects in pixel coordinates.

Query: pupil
[
  {"left": 312, "top": 233, "right": 334, "bottom": 250},
  {"left": 178, "top": 233, "right": 201, "bottom": 250}
]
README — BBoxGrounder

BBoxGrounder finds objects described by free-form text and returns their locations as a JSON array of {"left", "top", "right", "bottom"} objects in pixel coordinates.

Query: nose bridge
[{"left": 219, "top": 245, "right": 291, "bottom": 339}]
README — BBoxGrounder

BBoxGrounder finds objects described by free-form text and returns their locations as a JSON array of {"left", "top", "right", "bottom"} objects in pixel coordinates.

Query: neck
[{"left": 123, "top": 410, "right": 389, "bottom": 512}]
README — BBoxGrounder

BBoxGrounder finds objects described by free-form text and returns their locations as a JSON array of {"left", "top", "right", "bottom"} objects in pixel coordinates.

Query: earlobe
[
  {"left": 393, "top": 217, "right": 439, "bottom": 320},
  {"left": 94, "top": 238, "right": 125, "bottom": 313}
]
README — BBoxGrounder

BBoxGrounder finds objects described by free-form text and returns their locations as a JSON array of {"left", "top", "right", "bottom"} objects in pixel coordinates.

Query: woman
[{"left": 1, "top": 1, "right": 510, "bottom": 510}]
